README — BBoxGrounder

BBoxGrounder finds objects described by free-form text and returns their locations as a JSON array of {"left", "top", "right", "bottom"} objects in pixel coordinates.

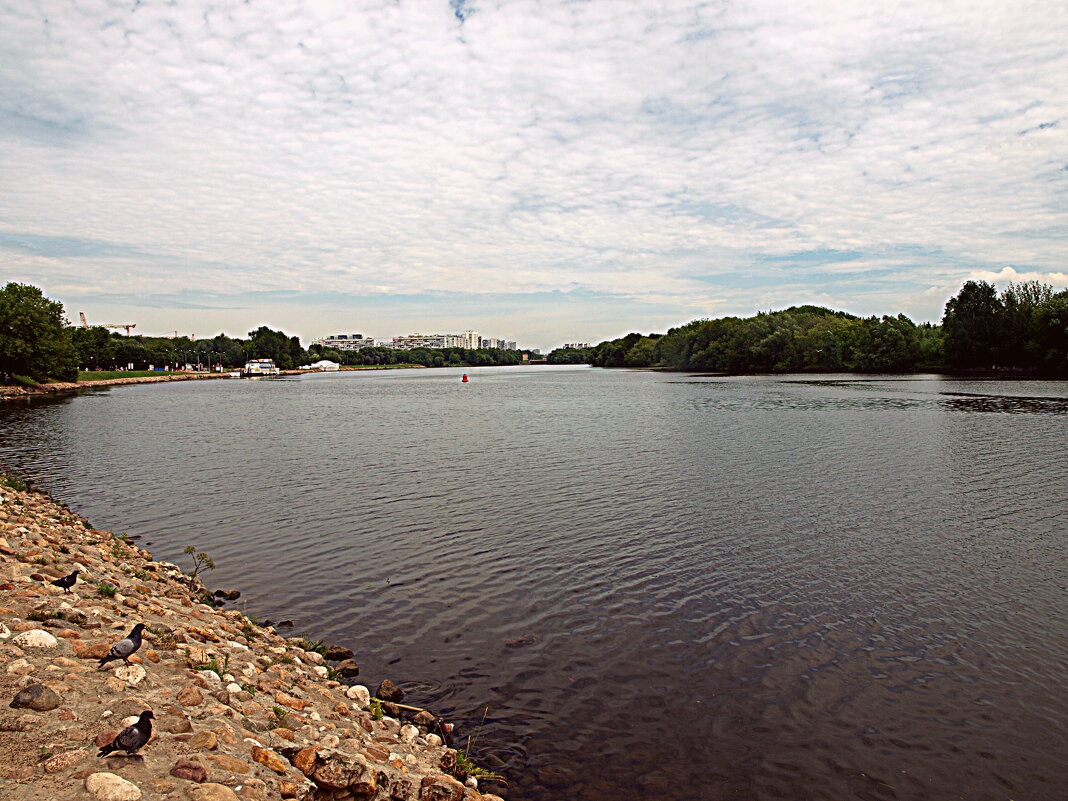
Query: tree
[
  {"left": 942, "top": 280, "right": 1003, "bottom": 369},
  {"left": 0, "top": 283, "right": 77, "bottom": 381}
]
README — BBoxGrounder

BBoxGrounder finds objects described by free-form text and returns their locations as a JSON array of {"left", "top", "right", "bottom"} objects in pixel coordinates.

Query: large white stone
[
  {"left": 345, "top": 684, "right": 370, "bottom": 707},
  {"left": 113, "top": 664, "right": 147, "bottom": 686},
  {"left": 400, "top": 724, "right": 419, "bottom": 745},
  {"left": 6, "top": 658, "right": 33, "bottom": 676},
  {"left": 426, "top": 733, "right": 443, "bottom": 748},
  {"left": 0, "top": 622, "right": 10, "bottom": 639},
  {"left": 303, "top": 650, "right": 325, "bottom": 666},
  {"left": 310, "top": 665, "right": 329, "bottom": 678},
  {"left": 85, "top": 771, "right": 143, "bottom": 801},
  {"left": 13, "top": 629, "right": 58, "bottom": 649}
]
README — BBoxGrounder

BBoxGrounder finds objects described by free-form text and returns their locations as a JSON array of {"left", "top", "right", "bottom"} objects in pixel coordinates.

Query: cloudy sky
[{"left": 1, "top": 0, "right": 1065, "bottom": 349}]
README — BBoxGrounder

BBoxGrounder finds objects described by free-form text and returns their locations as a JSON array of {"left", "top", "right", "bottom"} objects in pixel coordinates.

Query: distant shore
[{"left": 0, "top": 364, "right": 428, "bottom": 401}]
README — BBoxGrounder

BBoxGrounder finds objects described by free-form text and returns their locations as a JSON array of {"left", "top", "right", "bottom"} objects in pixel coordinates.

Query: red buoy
[{"left": 462, "top": 374, "right": 469, "bottom": 383}]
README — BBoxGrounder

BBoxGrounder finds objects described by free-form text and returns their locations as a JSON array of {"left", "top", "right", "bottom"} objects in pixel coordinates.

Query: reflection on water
[{"left": 1, "top": 369, "right": 1067, "bottom": 801}]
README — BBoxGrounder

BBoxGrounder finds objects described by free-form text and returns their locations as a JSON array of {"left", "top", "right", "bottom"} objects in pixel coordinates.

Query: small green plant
[
  {"left": 111, "top": 542, "right": 128, "bottom": 559},
  {"left": 81, "top": 520, "right": 92, "bottom": 530},
  {"left": 240, "top": 618, "right": 259, "bottom": 641},
  {"left": 241, "top": 683, "right": 257, "bottom": 695},
  {"left": 324, "top": 665, "right": 340, "bottom": 681},
  {"left": 0, "top": 473, "right": 29, "bottom": 492},
  {"left": 279, "top": 654, "right": 295, "bottom": 664},
  {"left": 38, "top": 745, "right": 54, "bottom": 760},
  {"left": 195, "top": 653, "right": 231, "bottom": 676},
  {"left": 147, "top": 624, "right": 176, "bottom": 645},
  {"left": 271, "top": 706, "right": 286, "bottom": 720},
  {"left": 368, "top": 698, "right": 383, "bottom": 720},
  {"left": 293, "top": 637, "right": 325, "bottom": 654},
  {"left": 130, "top": 568, "right": 151, "bottom": 580},
  {"left": 454, "top": 750, "right": 505, "bottom": 783},
  {"left": 32, "top": 556, "right": 49, "bottom": 565},
  {"left": 183, "top": 545, "right": 216, "bottom": 578},
  {"left": 95, "top": 582, "right": 117, "bottom": 598},
  {"left": 58, "top": 545, "right": 71, "bottom": 554}
]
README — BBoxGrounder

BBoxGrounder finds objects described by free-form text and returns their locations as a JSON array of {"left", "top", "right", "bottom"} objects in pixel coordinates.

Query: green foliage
[
  {"left": 368, "top": 698, "right": 383, "bottom": 720},
  {"left": 0, "top": 283, "right": 77, "bottom": 381},
  {"left": 0, "top": 473, "right": 29, "bottom": 492},
  {"left": 271, "top": 706, "right": 287, "bottom": 719},
  {"left": 195, "top": 653, "right": 231, "bottom": 676},
  {"left": 292, "top": 637, "right": 325, "bottom": 654},
  {"left": 546, "top": 347, "right": 591, "bottom": 364},
  {"left": 28, "top": 610, "right": 62, "bottom": 621},
  {"left": 183, "top": 545, "right": 216, "bottom": 578},
  {"left": 95, "top": 582, "right": 117, "bottom": 598}
]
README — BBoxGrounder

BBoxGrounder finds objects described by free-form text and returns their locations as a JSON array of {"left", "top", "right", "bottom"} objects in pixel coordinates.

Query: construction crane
[{"left": 79, "top": 312, "right": 136, "bottom": 335}]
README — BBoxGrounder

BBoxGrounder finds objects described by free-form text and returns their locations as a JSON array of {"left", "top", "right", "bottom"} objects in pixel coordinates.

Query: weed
[
  {"left": 58, "top": 545, "right": 70, "bottom": 554},
  {"left": 183, "top": 545, "right": 216, "bottom": 578},
  {"left": 325, "top": 665, "right": 341, "bottom": 681},
  {"left": 146, "top": 624, "right": 176, "bottom": 645},
  {"left": 195, "top": 653, "right": 231, "bottom": 677},
  {"left": 241, "top": 683, "right": 257, "bottom": 696},
  {"left": 279, "top": 654, "right": 295, "bottom": 664},
  {"left": 32, "top": 556, "right": 48, "bottom": 565},
  {"left": 95, "top": 582, "right": 117, "bottom": 598},
  {"left": 131, "top": 568, "right": 151, "bottom": 580},
  {"left": 271, "top": 706, "right": 286, "bottom": 720},
  {"left": 111, "top": 542, "right": 128, "bottom": 559},
  {"left": 292, "top": 637, "right": 325, "bottom": 654},
  {"left": 0, "top": 473, "right": 29, "bottom": 492},
  {"left": 240, "top": 618, "right": 259, "bottom": 641},
  {"left": 38, "top": 746, "right": 53, "bottom": 760},
  {"left": 81, "top": 520, "right": 92, "bottom": 530},
  {"left": 368, "top": 698, "right": 383, "bottom": 721}
]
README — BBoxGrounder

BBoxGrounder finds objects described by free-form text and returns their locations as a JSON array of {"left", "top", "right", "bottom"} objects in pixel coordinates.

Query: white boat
[{"left": 242, "top": 359, "right": 281, "bottom": 377}]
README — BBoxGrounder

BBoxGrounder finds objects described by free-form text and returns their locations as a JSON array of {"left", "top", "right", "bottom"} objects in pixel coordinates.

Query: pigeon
[
  {"left": 50, "top": 569, "right": 81, "bottom": 594},
  {"left": 97, "top": 623, "right": 147, "bottom": 669},
  {"left": 97, "top": 709, "right": 154, "bottom": 757}
]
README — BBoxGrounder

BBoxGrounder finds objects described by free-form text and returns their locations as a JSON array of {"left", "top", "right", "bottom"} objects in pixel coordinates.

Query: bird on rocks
[
  {"left": 50, "top": 569, "right": 81, "bottom": 594},
  {"left": 97, "top": 709, "right": 154, "bottom": 758},
  {"left": 97, "top": 623, "right": 147, "bottom": 669}
]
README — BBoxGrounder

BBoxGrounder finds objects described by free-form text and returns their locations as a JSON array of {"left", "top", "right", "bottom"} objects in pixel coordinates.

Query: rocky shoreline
[{"left": 0, "top": 477, "right": 506, "bottom": 801}]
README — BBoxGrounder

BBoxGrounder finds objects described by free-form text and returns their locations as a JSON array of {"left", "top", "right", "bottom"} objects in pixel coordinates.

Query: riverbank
[
  {"left": 0, "top": 364, "right": 431, "bottom": 401},
  {"left": 0, "top": 477, "right": 504, "bottom": 801}
]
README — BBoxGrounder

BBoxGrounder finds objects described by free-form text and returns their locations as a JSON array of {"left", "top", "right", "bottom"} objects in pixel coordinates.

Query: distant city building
[
  {"left": 312, "top": 334, "right": 383, "bottom": 351},
  {"left": 459, "top": 330, "right": 480, "bottom": 349},
  {"left": 392, "top": 333, "right": 448, "bottom": 350},
  {"left": 563, "top": 342, "right": 591, "bottom": 349}
]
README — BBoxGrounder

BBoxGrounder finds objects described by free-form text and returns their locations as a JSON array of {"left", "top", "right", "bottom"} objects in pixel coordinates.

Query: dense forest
[{"left": 549, "top": 280, "right": 1068, "bottom": 375}]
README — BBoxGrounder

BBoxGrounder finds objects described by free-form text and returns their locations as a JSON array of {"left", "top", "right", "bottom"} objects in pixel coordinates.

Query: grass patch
[
  {"left": 28, "top": 610, "right": 62, "bottom": 622},
  {"left": 95, "top": 582, "right": 117, "bottom": 598},
  {"left": 195, "top": 654, "right": 231, "bottom": 676},
  {"left": 0, "top": 473, "right": 29, "bottom": 492},
  {"left": 291, "top": 637, "right": 325, "bottom": 654}
]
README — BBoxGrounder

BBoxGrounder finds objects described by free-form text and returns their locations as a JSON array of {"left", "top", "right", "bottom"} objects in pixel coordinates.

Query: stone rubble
[{"left": 0, "top": 480, "right": 507, "bottom": 801}]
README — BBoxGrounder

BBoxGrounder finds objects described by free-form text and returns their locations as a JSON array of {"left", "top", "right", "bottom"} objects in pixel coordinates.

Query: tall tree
[
  {"left": 942, "top": 280, "right": 1003, "bottom": 369},
  {"left": 0, "top": 283, "right": 77, "bottom": 381}
]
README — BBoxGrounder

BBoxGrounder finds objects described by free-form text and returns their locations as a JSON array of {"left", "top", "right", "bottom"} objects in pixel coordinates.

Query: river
[{"left": 2, "top": 366, "right": 1066, "bottom": 800}]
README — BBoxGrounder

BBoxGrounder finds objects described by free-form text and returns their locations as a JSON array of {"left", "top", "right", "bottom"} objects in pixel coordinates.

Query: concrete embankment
[{"left": 0, "top": 480, "right": 504, "bottom": 801}]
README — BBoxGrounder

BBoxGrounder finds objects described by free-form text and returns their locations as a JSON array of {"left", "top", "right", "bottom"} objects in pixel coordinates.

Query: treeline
[
  {"left": 308, "top": 344, "right": 525, "bottom": 368},
  {"left": 550, "top": 280, "right": 1068, "bottom": 374}
]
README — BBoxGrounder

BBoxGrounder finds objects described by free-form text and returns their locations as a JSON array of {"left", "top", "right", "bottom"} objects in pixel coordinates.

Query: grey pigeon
[
  {"left": 98, "top": 623, "right": 146, "bottom": 668},
  {"left": 98, "top": 709, "right": 154, "bottom": 757},
  {"left": 50, "top": 569, "right": 81, "bottom": 594}
]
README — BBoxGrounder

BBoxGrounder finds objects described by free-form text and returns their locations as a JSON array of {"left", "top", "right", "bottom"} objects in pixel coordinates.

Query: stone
[
  {"left": 376, "top": 679, "right": 404, "bottom": 702},
  {"left": 213, "top": 589, "right": 241, "bottom": 601},
  {"left": 419, "top": 774, "right": 466, "bottom": 801},
  {"left": 166, "top": 715, "right": 194, "bottom": 734},
  {"left": 322, "top": 645, "right": 354, "bottom": 662},
  {"left": 425, "top": 734, "right": 443, "bottom": 748},
  {"left": 113, "top": 664, "right": 147, "bottom": 686},
  {"left": 278, "top": 779, "right": 300, "bottom": 799},
  {"left": 187, "top": 730, "right": 218, "bottom": 750},
  {"left": 12, "top": 629, "right": 58, "bottom": 649},
  {"left": 206, "top": 753, "right": 251, "bottom": 774},
  {"left": 95, "top": 730, "right": 121, "bottom": 748},
  {"left": 178, "top": 685, "right": 205, "bottom": 706},
  {"left": 10, "top": 683, "right": 62, "bottom": 711},
  {"left": 302, "top": 650, "right": 325, "bottom": 666},
  {"left": 313, "top": 751, "right": 376, "bottom": 792},
  {"left": 43, "top": 748, "right": 89, "bottom": 773},
  {"left": 186, "top": 783, "right": 240, "bottom": 801},
  {"left": 85, "top": 771, "right": 143, "bottom": 801},
  {"left": 292, "top": 746, "right": 319, "bottom": 776},
  {"left": 171, "top": 759, "right": 208, "bottom": 783},
  {"left": 6, "top": 658, "right": 35, "bottom": 676},
  {"left": 334, "top": 659, "right": 360, "bottom": 678},
  {"left": 274, "top": 691, "right": 306, "bottom": 711},
  {"left": 250, "top": 745, "right": 288, "bottom": 774},
  {"left": 321, "top": 734, "right": 341, "bottom": 749},
  {"left": 400, "top": 725, "right": 419, "bottom": 745},
  {"left": 73, "top": 640, "right": 112, "bottom": 659},
  {"left": 411, "top": 710, "right": 435, "bottom": 727}
]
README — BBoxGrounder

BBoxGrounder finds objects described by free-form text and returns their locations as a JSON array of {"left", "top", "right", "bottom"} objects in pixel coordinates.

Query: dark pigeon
[
  {"left": 98, "top": 709, "right": 154, "bottom": 757},
  {"left": 50, "top": 569, "right": 81, "bottom": 594},
  {"left": 98, "top": 623, "right": 146, "bottom": 669}
]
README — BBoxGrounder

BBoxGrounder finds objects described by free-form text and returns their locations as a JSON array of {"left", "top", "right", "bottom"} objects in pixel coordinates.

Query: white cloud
[{"left": 0, "top": 0, "right": 1065, "bottom": 347}]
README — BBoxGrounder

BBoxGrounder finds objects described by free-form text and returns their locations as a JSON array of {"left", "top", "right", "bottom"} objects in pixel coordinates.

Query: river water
[{"left": 2, "top": 366, "right": 1066, "bottom": 800}]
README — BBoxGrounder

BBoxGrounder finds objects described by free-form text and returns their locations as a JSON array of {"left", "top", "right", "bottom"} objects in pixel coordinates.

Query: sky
[{"left": 1, "top": 0, "right": 1065, "bottom": 351}]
